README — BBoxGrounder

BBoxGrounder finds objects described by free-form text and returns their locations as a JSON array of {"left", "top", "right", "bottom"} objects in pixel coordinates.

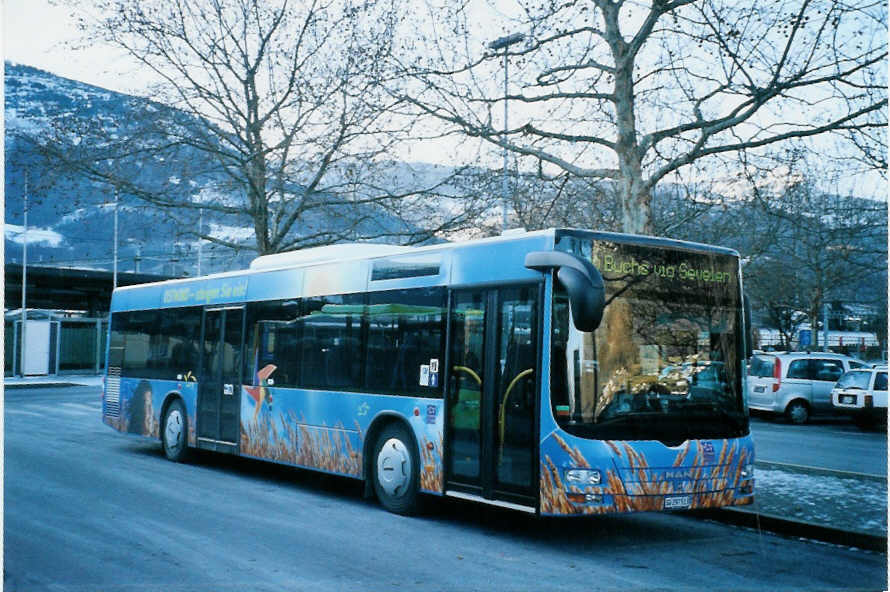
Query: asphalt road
[
  {"left": 4, "top": 386, "right": 887, "bottom": 592},
  {"left": 749, "top": 414, "right": 888, "bottom": 476}
]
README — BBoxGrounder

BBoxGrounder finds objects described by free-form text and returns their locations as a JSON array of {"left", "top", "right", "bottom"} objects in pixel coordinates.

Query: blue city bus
[{"left": 102, "top": 229, "right": 754, "bottom": 515}]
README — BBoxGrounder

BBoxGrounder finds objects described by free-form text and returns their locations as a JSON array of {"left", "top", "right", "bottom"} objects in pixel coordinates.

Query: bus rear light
[{"left": 772, "top": 358, "right": 782, "bottom": 392}]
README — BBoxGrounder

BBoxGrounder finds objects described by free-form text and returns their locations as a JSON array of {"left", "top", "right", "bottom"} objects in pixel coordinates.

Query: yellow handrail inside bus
[
  {"left": 452, "top": 365, "right": 482, "bottom": 386},
  {"left": 498, "top": 368, "right": 534, "bottom": 464}
]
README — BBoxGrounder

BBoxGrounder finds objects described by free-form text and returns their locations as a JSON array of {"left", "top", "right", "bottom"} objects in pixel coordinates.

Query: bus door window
[
  {"left": 448, "top": 291, "right": 486, "bottom": 482},
  {"left": 202, "top": 313, "right": 222, "bottom": 379},
  {"left": 223, "top": 309, "right": 243, "bottom": 385},
  {"left": 494, "top": 286, "right": 538, "bottom": 491}
]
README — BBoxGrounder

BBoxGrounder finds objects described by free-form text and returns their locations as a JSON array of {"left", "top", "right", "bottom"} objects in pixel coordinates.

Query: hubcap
[
  {"left": 165, "top": 409, "right": 184, "bottom": 450},
  {"left": 790, "top": 404, "right": 807, "bottom": 423},
  {"left": 377, "top": 438, "right": 411, "bottom": 497}
]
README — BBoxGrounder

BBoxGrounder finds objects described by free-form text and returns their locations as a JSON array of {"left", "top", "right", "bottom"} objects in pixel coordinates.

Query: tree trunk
[
  {"left": 614, "top": 65, "right": 653, "bottom": 235},
  {"left": 608, "top": 12, "right": 654, "bottom": 237}
]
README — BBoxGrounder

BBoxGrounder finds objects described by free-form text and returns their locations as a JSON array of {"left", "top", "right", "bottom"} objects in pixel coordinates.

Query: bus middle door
[{"left": 197, "top": 306, "right": 244, "bottom": 453}]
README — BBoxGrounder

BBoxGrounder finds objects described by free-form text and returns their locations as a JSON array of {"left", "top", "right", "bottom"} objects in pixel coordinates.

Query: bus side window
[
  {"left": 161, "top": 307, "right": 201, "bottom": 380},
  {"left": 245, "top": 300, "right": 301, "bottom": 388},
  {"left": 366, "top": 287, "right": 446, "bottom": 397},
  {"left": 299, "top": 294, "right": 365, "bottom": 391}
]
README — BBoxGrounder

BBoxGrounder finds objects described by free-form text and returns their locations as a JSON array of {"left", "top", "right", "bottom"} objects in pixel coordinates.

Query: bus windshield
[{"left": 551, "top": 238, "right": 747, "bottom": 443}]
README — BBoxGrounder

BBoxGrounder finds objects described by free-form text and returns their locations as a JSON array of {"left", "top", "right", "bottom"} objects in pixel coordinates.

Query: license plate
[
  {"left": 841, "top": 395, "right": 856, "bottom": 404},
  {"left": 664, "top": 495, "right": 692, "bottom": 510},
  {"left": 753, "top": 386, "right": 765, "bottom": 393}
]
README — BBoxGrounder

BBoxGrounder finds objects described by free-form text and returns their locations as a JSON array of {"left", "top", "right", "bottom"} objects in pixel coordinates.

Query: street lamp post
[{"left": 488, "top": 32, "right": 524, "bottom": 232}]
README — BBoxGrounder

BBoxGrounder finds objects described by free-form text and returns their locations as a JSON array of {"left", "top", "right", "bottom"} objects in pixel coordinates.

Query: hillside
[{"left": 4, "top": 63, "right": 443, "bottom": 276}]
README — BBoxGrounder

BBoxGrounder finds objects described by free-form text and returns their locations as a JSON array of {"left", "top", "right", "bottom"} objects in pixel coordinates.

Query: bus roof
[{"left": 109, "top": 228, "right": 739, "bottom": 313}]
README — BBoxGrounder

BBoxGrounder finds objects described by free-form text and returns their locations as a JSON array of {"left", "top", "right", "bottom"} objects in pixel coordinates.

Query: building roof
[{"left": 4, "top": 264, "right": 177, "bottom": 314}]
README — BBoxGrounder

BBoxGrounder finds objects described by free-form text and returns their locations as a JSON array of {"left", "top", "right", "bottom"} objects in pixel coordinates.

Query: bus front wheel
[
  {"left": 372, "top": 423, "right": 420, "bottom": 515},
  {"left": 162, "top": 399, "right": 190, "bottom": 462}
]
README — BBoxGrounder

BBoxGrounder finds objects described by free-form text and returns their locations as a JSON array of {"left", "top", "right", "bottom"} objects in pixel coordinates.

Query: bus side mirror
[
  {"left": 743, "top": 293, "right": 753, "bottom": 358},
  {"left": 525, "top": 251, "right": 605, "bottom": 332}
]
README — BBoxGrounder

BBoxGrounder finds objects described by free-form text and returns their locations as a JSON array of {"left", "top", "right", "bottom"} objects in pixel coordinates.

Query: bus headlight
[
  {"left": 740, "top": 464, "right": 754, "bottom": 480},
  {"left": 565, "top": 469, "right": 602, "bottom": 485}
]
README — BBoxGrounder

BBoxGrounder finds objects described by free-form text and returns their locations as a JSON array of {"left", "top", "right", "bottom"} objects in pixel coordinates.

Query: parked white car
[
  {"left": 747, "top": 352, "right": 869, "bottom": 424},
  {"left": 831, "top": 366, "right": 888, "bottom": 429}
]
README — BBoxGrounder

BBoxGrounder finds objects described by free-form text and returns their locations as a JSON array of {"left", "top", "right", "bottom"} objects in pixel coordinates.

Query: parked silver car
[{"left": 747, "top": 352, "right": 869, "bottom": 424}]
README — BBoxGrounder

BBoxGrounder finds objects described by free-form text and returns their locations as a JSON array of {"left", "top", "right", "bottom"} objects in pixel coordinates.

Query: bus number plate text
[{"left": 664, "top": 495, "right": 692, "bottom": 510}]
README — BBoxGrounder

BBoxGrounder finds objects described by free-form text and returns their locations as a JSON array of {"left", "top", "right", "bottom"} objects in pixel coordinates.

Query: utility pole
[
  {"left": 113, "top": 188, "right": 120, "bottom": 288},
  {"left": 488, "top": 32, "right": 524, "bottom": 232},
  {"left": 20, "top": 174, "right": 28, "bottom": 377},
  {"left": 823, "top": 302, "right": 830, "bottom": 352},
  {"left": 197, "top": 207, "right": 203, "bottom": 276}
]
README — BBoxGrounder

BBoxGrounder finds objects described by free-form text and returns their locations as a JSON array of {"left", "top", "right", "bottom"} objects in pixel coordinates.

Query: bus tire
[
  {"left": 162, "top": 399, "right": 190, "bottom": 462},
  {"left": 372, "top": 422, "right": 420, "bottom": 515},
  {"left": 784, "top": 399, "right": 810, "bottom": 425}
]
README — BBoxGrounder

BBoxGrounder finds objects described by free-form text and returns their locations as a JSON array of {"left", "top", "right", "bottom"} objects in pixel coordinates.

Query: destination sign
[
  {"left": 162, "top": 278, "right": 249, "bottom": 307},
  {"left": 590, "top": 241, "right": 737, "bottom": 290},
  {"left": 598, "top": 253, "right": 732, "bottom": 284}
]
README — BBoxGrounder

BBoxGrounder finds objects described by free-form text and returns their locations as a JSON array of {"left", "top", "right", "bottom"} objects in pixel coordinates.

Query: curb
[
  {"left": 755, "top": 460, "right": 886, "bottom": 483},
  {"left": 3, "top": 382, "right": 92, "bottom": 391},
  {"left": 5, "top": 382, "right": 89, "bottom": 390},
  {"left": 690, "top": 507, "right": 887, "bottom": 552}
]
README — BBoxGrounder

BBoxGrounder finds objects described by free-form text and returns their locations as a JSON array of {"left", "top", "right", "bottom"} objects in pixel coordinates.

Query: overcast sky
[
  {"left": 3, "top": 0, "right": 884, "bottom": 198},
  {"left": 4, "top": 0, "right": 146, "bottom": 95}
]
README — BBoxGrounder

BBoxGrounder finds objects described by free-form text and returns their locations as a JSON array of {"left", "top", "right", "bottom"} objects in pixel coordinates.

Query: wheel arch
[
  {"left": 361, "top": 411, "right": 418, "bottom": 496},
  {"left": 785, "top": 397, "right": 811, "bottom": 412},
  {"left": 159, "top": 391, "right": 187, "bottom": 440},
  {"left": 784, "top": 397, "right": 811, "bottom": 423}
]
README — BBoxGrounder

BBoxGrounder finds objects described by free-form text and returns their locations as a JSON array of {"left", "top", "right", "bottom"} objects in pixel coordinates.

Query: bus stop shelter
[{"left": 5, "top": 264, "right": 175, "bottom": 376}]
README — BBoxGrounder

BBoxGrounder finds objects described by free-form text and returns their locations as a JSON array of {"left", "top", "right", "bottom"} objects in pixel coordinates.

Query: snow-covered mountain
[
  {"left": 4, "top": 62, "right": 454, "bottom": 277},
  {"left": 5, "top": 63, "right": 247, "bottom": 275}
]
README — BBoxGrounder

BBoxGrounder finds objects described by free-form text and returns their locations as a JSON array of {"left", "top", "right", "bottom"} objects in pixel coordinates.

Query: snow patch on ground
[{"left": 753, "top": 468, "right": 887, "bottom": 536}]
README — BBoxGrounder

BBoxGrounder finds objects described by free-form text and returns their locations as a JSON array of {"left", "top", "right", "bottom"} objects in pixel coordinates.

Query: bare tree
[
  {"left": 392, "top": 0, "right": 887, "bottom": 234},
  {"left": 41, "top": 0, "right": 493, "bottom": 256},
  {"left": 743, "top": 168, "right": 887, "bottom": 348}
]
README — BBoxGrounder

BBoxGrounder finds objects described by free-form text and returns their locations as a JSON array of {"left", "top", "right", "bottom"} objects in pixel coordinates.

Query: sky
[
  {"left": 3, "top": 0, "right": 885, "bottom": 199},
  {"left": 4, "top": 0, "right": 148, "bottom": 95}
]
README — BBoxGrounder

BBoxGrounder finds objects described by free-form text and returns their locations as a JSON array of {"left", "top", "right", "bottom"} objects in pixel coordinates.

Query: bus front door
[
  {"left": 197, "top": 307, "right": 244, "bottom": 453},
  {"left": 446, "top": 286, "right": 539, "bottom": 509}
]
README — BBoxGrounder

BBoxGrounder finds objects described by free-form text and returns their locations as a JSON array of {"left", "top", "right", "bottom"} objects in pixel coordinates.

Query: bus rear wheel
[
  {"left": 162, "top": 399, "right": 190, "bottom": 462},
  {"left": 372, "top": 423, "right": 420, "bottom": 515}
]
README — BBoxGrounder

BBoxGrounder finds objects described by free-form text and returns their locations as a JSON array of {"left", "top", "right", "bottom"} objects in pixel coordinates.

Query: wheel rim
[
  {"left": 165, "top": 408, "right": 184, "bottom": 452},
  {"left": 789, "top": 404, "right": 807, "bottom": 423},
  {"left": 376, "top": 437, "right": 411, "bottom": 497}
]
